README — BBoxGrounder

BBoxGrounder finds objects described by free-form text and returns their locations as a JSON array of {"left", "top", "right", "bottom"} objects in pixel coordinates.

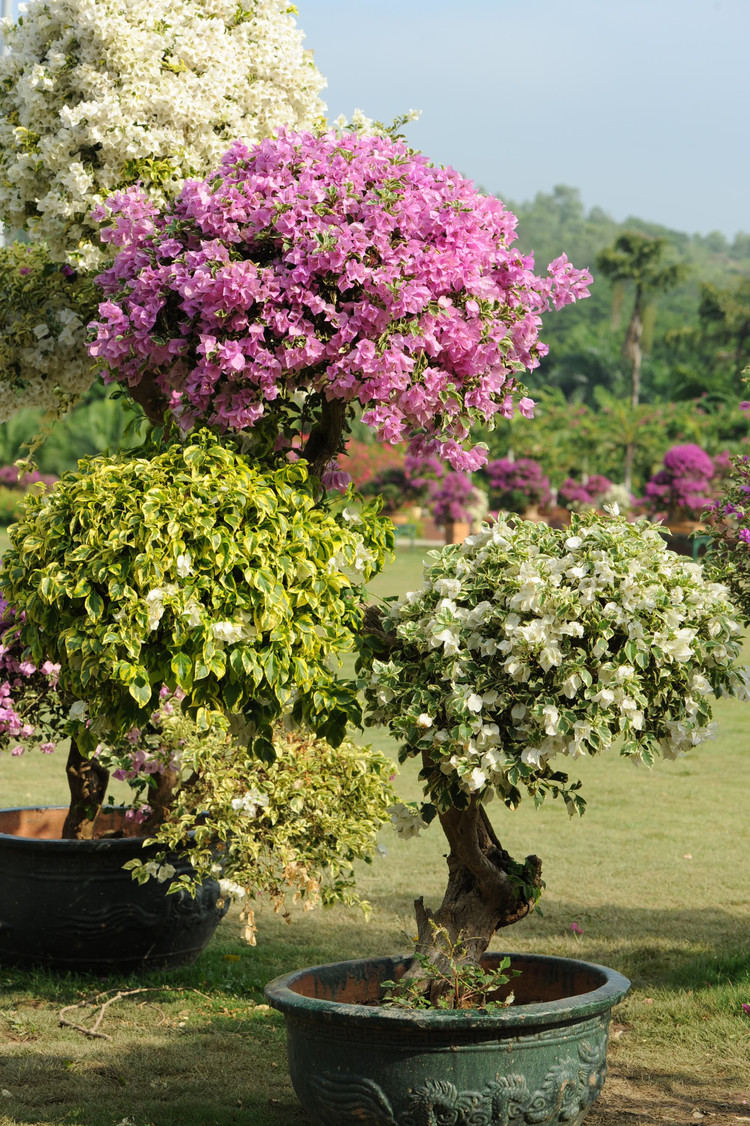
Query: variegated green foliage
[
  {"left": 2, "top": 428, "right": 392, "bottom": 758},
  {"left": 124, "top": 718, "right": 397, "bottom": 925}
]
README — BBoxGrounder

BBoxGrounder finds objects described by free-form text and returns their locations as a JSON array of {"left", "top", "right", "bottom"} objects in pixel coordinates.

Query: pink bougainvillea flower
[
  {"left": 89, "top": 130, "right": 591, "bottom": 471},
  {"left": 742, "top": 1002, "right": 750, "bottom": 1015},
  {"left": 569, "top": 922, "right": 583, "bottom": 935}
]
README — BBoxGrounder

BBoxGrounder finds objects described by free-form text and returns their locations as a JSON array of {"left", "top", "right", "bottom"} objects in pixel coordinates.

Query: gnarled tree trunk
[
  {"left": 410, "top": 773, "right": 542, "bottom": 1005},
  {"left": 62, "top": 738, "right": 110, "bottom": 840}
]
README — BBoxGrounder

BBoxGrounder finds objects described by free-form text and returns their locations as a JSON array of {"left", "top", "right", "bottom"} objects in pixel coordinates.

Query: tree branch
[{"left": 302, "top": 397, "right": 347, "bottom": 479}]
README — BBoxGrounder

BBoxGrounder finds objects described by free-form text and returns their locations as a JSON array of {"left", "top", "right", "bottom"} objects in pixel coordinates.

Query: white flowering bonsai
[{"left": 364, "top": 510, "right": 749, "bottom": 990}]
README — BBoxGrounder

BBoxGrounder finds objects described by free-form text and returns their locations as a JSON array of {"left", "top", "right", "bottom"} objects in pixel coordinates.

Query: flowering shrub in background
[
  {"left": 427, "top": 471, "right": 489, "bottom": 527},
  {"left": 89, "top": 129, "right": 592, "bottom": 471},
  {"left": 484, "top": 457, "right": 551, "bottom": 513},
  {"left": 366, "top": 511, "right": 749, "bottom": 819},
  {"left": 640, "top": 443, "right": 717, "bottom": 522},
  {"left": 0, "top": 463, "right": 59, "bottom": 523},
  {"left": 338, "top": 438, "right": 406, "bottom": 490},
  {"left": 359, "top": 468, "right": 424, "bottom": 515},
  {"left": 704, "top": 452, "right": 750, "bottom": 623},
  {"left": 558, "top": 474, "right": 613, "bottom": 511},
  {"left": 0, "top": 465, "right": 57, "bottom": 490},
  {"left": 0, "top": 0, "right": 326, "bottom": 268}
]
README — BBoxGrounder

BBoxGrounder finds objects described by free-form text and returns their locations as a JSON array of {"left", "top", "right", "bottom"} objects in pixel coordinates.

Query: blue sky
[{"left": 300, "top": 0, "right": 749, "bottom": 240}]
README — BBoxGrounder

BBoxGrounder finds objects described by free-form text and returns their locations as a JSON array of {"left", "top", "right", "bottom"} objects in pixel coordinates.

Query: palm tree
[{"left": 596, "top": 233, "right": 687, "bottom": 490}]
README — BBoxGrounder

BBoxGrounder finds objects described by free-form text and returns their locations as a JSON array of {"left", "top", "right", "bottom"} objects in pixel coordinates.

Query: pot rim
[
  {"left": 265, "top": 952, "right": 631, "bottom": 1030},
  {"left": 0, "top": 805, "right": 150, "bottom": 850}
]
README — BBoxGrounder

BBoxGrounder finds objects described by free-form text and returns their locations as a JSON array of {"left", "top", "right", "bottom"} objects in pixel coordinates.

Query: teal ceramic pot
[
  {"left": 0, "top": 806, "right": 229, "bottom": 973},
  {"left": 265, "top": 952, "right": 630, "bottom": 1126}
]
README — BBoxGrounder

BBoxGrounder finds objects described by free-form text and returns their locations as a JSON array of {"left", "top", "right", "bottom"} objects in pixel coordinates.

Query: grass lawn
[{"left": 1, "top": 547, "right": 749, "bottom": 1125}]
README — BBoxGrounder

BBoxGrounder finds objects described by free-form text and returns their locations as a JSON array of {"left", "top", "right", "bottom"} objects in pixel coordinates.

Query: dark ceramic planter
[
  {"left": 265, "top": 952, "right": 630, "bottom": 1126},
  {"left": 0, "top": 806, "right": 228, "bottom": 973}
]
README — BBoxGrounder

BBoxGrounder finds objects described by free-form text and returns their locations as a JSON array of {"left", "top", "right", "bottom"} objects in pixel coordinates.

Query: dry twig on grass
[
  {"left": 58, "top": 985, "right": 220, "bottom": 1041},
  {"left": 59, "top": 988, "right": 150, "bottom": 1041}
]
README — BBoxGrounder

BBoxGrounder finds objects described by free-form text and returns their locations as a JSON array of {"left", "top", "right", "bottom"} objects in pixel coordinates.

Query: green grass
[{"left": 2, "top": 547, "right": 750, "bottom": 1124}]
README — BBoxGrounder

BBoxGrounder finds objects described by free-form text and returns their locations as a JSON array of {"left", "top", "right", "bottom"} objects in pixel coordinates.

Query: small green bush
[{"left": 2, "top": 428, "right": 392, "bottom": 757}]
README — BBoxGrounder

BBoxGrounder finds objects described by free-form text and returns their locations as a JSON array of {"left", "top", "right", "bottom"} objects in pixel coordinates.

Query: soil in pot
[{"left": 0, "top": 806, "right": 229, "bottom": 973}]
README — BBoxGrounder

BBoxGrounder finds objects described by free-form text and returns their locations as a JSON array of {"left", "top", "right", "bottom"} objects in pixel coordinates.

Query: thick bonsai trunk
[
  {"left": 126, "top": 371, "right": 168, "bottom": 427},
  {"left": 411, "top": 795, "right": 542, "bottom": 1005},
  {"left": 62, "top": 738, "right": 110, "bottom": 840},
  {"left": 139, "top": 765, "right": 182, "bottom": 836},
  {"left": 303, "top": 396, "right": 347, "bottom": 480}
]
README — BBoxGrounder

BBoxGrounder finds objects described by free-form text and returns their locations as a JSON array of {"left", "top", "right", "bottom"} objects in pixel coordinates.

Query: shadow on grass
[
  {"left": 0, "top": 1040, "right": 310, "bottom": 1126},
  {"left": 590, "top": 1062, "right": 750, "bottom": 1124},
  {"left": 1, "top": 900, "right": 749, "bottom": 1126},
  {"left": 241, "top": 890, "right": 750, "bottom": 993}
]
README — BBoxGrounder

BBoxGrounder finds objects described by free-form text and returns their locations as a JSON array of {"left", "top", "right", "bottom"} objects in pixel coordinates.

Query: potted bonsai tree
[
  {"left": 0, "top": 0, "right": 402, "bottom": 972},
  {"left": 557, "top": 472, "right": 614, "bottom": 512},
  {"left": 423, "top": 470, "right": 490, "bottom": 544},
  {"left": 484, "top": 456, "right": 552, "bottom": 520},
  {"left": 639, "top": 443, "right": 717, "bottom": 531},
  {"left": 1, "top": 79, "right": 622, "bottom": 1115},
  {"left": 0, "top": 448, "right": 398, "bottom": 970},
  {"left": 266, "top": 508, "right": 749, "bottom": 1125}
]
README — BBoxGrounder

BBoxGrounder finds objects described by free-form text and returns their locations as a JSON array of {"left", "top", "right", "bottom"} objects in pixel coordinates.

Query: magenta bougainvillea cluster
[
  {"left": 641, "top": 443, "right": 718, "bottom": 521},
  {"left": 425, "top": 471, "right": 487, "bottom": 526},
  {"left": 558, "top": 473, "right": 613, "bottom": 510},
  {"left": 89, "top": 129, "right": 591, "bottom": 472},
  {"left": 485, "top": 456, "right": 551, "bottom": 513}
]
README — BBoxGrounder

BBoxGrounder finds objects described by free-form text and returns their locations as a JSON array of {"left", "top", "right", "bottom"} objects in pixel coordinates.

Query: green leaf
[
  {"left": 253, "top": 735, "right": 276, "bottom": 764},
  {"left": 128, "top": 676, "right": 152, "bottom": 707},
  {"left": 85, "top": 590, "right": 104, "bottom": 622},
  {"left": 171, "top": 651, "right": 193, "bottom": 691},
  {"left": 222, "top": 680, "right": 244, "bottom": 711}
]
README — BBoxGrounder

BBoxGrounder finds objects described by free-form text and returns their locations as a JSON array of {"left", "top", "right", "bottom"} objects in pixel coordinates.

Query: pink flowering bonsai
[
  {"left": 558, "top": 474, "right": 613, "bottom": 511},
  {"left": 89, "top": 129, "right": 591, "bottom": 479},
  {"left": 3, "top": 128, "right": 597, "bottom": 961},
  {"left": 640, "top": 443, "right": 717, "bottom": 523},
  {"left": 484, "top": 456, "right": 551, "bottom": 514}
]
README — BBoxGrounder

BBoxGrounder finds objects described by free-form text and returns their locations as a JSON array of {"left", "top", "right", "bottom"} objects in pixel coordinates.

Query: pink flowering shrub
[
  {"left": 0, "top": 465, "right": 58, "bottom": 490},
  {"left": 484, "top": 457, "right": 551, "bottom": 513},
  {"left": 427, "top": 471, "right": 488, "bottom": 526},
  {"left": 0, "top": 596, "right": 64, "bottom": 754},
  {"left": 704, "top": 452, "right": 750, "bottom": 622},
  {"left": 89, "top": 129, "right": 591, "bottom": 472},
  {"left": 558, "top": 473, "right": 613, "bottom": 510},
  {"left": 425, "top": 472, "right": 479, "bottom": 529},
  {"left": 640, "top": 443, "right": 718, "bottom": 522}
]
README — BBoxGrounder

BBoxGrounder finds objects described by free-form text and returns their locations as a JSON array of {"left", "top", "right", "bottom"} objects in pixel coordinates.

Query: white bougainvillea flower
[{"left": 0, "top": 0, "right": 326, "bottom": 266}]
